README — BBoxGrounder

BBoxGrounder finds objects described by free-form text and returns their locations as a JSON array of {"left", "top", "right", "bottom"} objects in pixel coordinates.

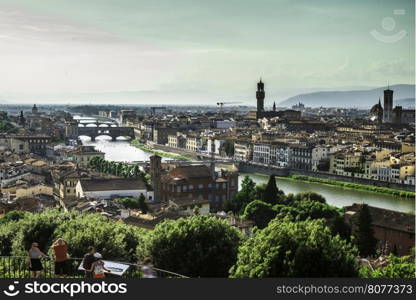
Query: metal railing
[{"left": 0, "top": 256, "right": 188, "bottom": 278}]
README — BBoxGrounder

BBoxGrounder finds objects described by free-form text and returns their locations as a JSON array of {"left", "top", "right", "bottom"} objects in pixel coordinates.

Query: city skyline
[{"left": 0, "top": 0, "right": 414, "bottom": 104}]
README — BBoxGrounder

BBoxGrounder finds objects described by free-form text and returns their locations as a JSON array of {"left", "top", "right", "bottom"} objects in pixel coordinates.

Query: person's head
[
  {"left": 143, "top": 257, "right": 153, "bottom": 265},
  {"left": 56, "top": 238, "right": 65, "bottom": 246},
  {"left": 31, "top": 242, "right": 39, "bottom": 248},
  {"left": 87, "top": 246, "right": 95, "bottom": 254}
]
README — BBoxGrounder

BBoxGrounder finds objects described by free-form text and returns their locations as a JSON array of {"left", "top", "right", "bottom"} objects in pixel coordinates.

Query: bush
[
  {"left": 243, "top": 200, "right": 276, "bottom": 229},
  {"left": 138, "top": 216, "right": 243, "bottom": 277},
  {"left": 0, "top": 210, "right": 147, "bottom": 263},
  {"left": 230, "top": 218, "right": 358, "bottom": 277},
  {"left": 360, "top": 253, "right": 415, "bottom": 278},
  {"left": 52, "top": 213, "right": 146, "bottom": 262},
  {"left": 10, "top": 210, "right": 68, "bottom": 256}
]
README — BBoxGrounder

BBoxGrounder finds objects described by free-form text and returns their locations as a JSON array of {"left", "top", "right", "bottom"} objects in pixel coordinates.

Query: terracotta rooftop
[{"left": 79, "top": 178, "right": 147, "bottom": 192}]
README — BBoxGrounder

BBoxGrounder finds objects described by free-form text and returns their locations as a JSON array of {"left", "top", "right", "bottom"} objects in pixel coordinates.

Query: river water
[{"left": 78, "top": 129, "right": 415, "bottom": 213}]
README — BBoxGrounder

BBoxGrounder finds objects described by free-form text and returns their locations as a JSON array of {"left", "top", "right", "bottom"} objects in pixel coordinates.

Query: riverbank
[
  {"left": 130, "top": 139, "right": 192, "bottom": 161},
  {"left": 284, "top": 174, "right": 416, "bottom": 199}
]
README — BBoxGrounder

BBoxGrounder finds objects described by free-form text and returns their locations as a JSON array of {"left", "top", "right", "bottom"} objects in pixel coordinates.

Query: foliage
[
  {"left": 0, "top": 210, "right": 147, "bottom": 262},
  {"left": 0, "top": 210, "right": 27, "bottom": 225},
  {"left": 116, "top": 197, "right": 140, "bottom": 209},
  {"left": 359, "top": 253, "right": 416, "bottom": 278},
  {"left": 138, "top": 216, "right": 243, "bottom": 277},
  {"left": 131, "top": 139, "right": 192, "bottom": 161},
  {"left": 88, "top": 156, "right": 148, "bottom": 183},
  {"left": 222, "top": 176, "right": 256, "bottom": 214},
  {"left": 289, "top": 174, "right": 415, "bottom": 198},
  {"left": 0, "top": 120, "right": 18, "bottom": 134},
  {"left": 53, "top": 213, "right": 146, "bottom": 262},
  {"left": 261, "top": 175, "right": 284, "bottom": 205},
  {"left": 230, "top": 219, "right": 358, "bottom": 277},
  {"left": 293, "top": 192, "right": 326, "bottom": 204},
  {"left": 242, "top": 200, "right": 276, "bottom": 229},
  {"left": 221, "top": 140, "right": 235, "bottom": 157},
  {"left": 138, "top": 193, "right": 148, "bottom": 214},
  {"left": 11, "top": 210, "right": 69, "bottom": 256},
  {"left": 353, "top": 204, "right": 377, "bottom": 257}
]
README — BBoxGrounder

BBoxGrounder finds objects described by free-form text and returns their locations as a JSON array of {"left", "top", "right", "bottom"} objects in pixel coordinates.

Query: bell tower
[
  {"left": 256, "top": 79, "right": 265, "bottom": 113},
  {"left": 150, "top": 155, "right": 162, "bottom": 202}
]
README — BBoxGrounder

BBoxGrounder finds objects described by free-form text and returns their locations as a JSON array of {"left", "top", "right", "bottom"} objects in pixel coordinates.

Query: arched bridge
[
  {"left": 77, "top": 126, "right": 135, "bottom": 141},
  {"left": 76, "top": 119, "right": 118, "bottom": 127},
  {"left": 65, "top": 122, "right": 135, "bottom": 141}
]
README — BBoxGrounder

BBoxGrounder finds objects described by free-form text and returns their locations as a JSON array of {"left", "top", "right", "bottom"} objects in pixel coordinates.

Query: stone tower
[
  {"left": 256, "top": 79, "right": 265, "bottom": 113},
  {"left": 150, "top": 155, "right": 162, "bottom": 202},
  {"left": 383, "top": 88, "right": 393, "bottom": 123},
  {"left": 65, "top": 120, "right": 79, "bottom": 139}
]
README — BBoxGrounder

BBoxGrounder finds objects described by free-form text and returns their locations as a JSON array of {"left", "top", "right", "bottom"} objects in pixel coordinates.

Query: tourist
[
  {"left": 28, "top": 242, "right": 48, "bottom": 278},
  {"left": 51, "top": 238, "right": 69, "bottom": 277},
  {"left": 82, "top": 246, "right": 96, "bottom": 278},
  {"left": 141, "top": 257, "right": 157, "bottom": 278},
  {"left": 87, "top": 253, "right": 111, "bottom": 278}
]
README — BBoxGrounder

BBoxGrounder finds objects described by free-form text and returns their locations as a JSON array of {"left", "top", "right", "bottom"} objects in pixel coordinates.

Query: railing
[{"left": 0, "top": 256, "right": 188, "bottom": 278}]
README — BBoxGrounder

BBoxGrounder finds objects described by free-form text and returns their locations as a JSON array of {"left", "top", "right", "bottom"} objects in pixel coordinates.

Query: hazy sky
[{"left": 0, "top": 0, "right": 414, "bottom": 104}]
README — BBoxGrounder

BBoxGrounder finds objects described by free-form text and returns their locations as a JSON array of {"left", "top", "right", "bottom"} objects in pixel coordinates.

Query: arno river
[{"left": 79, "top": 136, "right": 415, "bottom": 213}]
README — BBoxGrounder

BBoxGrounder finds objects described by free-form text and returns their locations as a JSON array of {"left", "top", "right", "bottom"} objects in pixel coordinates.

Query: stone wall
[{"left": 287, "top": 169, "right": 415, "bottom": 192}]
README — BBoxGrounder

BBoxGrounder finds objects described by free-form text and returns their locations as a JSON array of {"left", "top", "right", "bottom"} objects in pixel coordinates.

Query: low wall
[
  {"left": 238, "top": 162, "right": 290, "bottom": 177},
  {"left": 151, "top": 144, "right": 200, "bottom": 160},
  {"left": 288, "top": 170, "right": 415, "bottom": 192}
]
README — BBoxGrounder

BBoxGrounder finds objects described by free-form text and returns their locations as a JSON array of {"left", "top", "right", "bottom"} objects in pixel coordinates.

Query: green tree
[
  {"left": 354, "top": 204, "right": 377, "bottom": 257},
  {"left": 261, "top": 175, "right": 284, "bottom": 205},
  {"left": 138, "top": 216, "right": 242, "bottom": 277},
  {"left": 230, "top": 219, "right": 358, "bottom": 277},
  {"left": 243, "top": 200, "right": 276, "bottom": 229},
  {"left": 138, "top": 193, "right": 148, "bottom": 214},
  {"left": 116, "top": 197, "right": 140, "bottom": 209},
  {"left": 10, "top": 210, "right": 69, "bottom": 256},
  {"left": 0, "top": 120, "right": 18, "bottom": 134},
  {"left": 360, "top": 252, "right": 415, "bottom": 278},
  {"left": 0, "top": 210, "right": 27, "bottom": 225},
  {"left": 222, "top": 140, "right": 235, "bottom": 157},
  {"left": 222, "top": 176, "right": 256, "bottom": 213},
  {"left": 53, "top": 213, "right": 146, "bottom": 262},
  {"left": 294, "top": 192, "right": 326, "bottom": 203}
]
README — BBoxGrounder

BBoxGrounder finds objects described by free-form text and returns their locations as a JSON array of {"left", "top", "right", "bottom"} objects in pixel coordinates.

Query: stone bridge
[
  {"left": 78, "top": 126, "right": 135, "bottom": 141},
  {"left": 65, "top": 121, "right": 135, "bottom": 141}
]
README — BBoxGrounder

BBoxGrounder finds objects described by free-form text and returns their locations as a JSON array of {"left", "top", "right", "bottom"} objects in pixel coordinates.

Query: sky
[{"left": 0, "top": 0, "right": 414, "bottom": 105}]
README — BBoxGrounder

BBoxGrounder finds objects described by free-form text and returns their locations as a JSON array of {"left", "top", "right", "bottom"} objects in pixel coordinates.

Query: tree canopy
[
  {"left": 138, "top": 216, "right": 242, "bottom": 277},
  {"left": 360, "top": 252, "right": 415, "bottom": 278},
  {"left": 230, "top": 218, "right": 358, "bottom": 277},
  {"left": 353, "top": 204, "right": 377, "bottom": 257}
]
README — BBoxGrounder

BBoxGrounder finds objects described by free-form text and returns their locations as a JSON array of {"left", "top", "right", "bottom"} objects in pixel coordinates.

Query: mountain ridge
[{"left": 279, "top": 84, "right": 415, "bottom": 108}]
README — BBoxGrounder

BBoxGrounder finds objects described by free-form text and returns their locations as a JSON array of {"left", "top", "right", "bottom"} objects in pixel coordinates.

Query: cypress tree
[
  {"left": 138, "top": 193, "right": 148, "bottom": 214},
  {"left": 354, "top": 204, "right": 377, "bottom": 257},
  {"left": 262, "top": 174, "right": 279, "bottom": 205}
]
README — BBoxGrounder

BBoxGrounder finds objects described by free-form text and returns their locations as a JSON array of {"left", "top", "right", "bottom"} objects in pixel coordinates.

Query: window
[
  {"left": 189, "top": 185, "right": 193, "bottom": 190},
  {"left": 176, "top": 186, "right": 181, "bottom": 192},
  {"left": 198, "top": 184, "right": 203, "bottom": 189}
]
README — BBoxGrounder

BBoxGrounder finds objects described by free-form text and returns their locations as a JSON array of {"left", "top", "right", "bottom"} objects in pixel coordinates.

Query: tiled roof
[{"left": 80, "top": 178, "right": 147, "bottom": 192}]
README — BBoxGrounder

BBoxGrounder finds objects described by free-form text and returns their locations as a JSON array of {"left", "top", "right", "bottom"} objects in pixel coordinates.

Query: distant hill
[
  {"left": 279, "top": 84, "right": 415, "bottom": 108},
  {"left": 395, "top": 98, "right": 415, "bottom": 108}
]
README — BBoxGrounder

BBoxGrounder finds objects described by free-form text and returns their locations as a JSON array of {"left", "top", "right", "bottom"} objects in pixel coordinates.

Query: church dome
[{"left": 370, "top": 102, "right": 383, "bottom": 114}]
